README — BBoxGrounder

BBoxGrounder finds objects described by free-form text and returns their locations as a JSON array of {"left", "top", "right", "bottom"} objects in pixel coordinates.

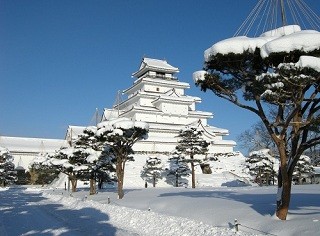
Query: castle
[{"left": 1, "top": 58, "right": 236, "bottom": 170}]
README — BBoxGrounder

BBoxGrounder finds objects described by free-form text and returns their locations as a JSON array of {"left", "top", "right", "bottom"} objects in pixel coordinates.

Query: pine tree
[
  {"left": 195, "top": 27, "right": 320, "bottom": 219},
  {"left": 0, "top": 147, "right": 16, "bottom": 186},
  {"left": 293, "top": 155, "right": 314, "bottom": 184},
  {"left": 29, "top": 153, "right": 59, "bottom": 185},
  {"left": 246, "top": 149, "right": 276, "bottom": 186},
  {"left": 141, "top": 157, "right": 163, "bottom": 187},
  {"left": 74, "top": 126, "right": 101, "bottom": 195},
  {"left": 96, "top": 118, "right": 149, "bottom": 199},
  {"left": 175, "top": 126, "right": 209, "bottom": 188},
  {"left": 166, "top": 152, "right": 191, "bottom": 187}
]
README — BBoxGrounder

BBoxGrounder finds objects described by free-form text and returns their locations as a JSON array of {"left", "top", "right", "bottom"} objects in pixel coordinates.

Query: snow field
[
  {"left": 42, "top": 190, "right": 249, "bottom": 236},
  {"left": 39, "top": 183, "right": 320, "bottom": 236}
]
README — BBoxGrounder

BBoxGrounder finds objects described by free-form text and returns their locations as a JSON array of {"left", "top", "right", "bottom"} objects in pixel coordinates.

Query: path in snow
[{"left": 0, "top": 187, "right": 136, "bottom": 236}]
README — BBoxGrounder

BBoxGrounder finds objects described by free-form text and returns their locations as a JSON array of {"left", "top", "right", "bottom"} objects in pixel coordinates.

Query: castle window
[{"left": 156, "top": 87, "right": 159, "bottom": 92}]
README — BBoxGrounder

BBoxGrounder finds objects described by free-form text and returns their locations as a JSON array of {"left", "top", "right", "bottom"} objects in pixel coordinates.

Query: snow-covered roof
[
  {"left": 65, "top": 125, "right": 86, "bottom": 141},
  {"left": 211, "top": 140, "right": 237, "bottom": 146},
  {"left": 0, "top": 136, "right": 66, "bottom": 154},
  {"left": 204, "top": 25, "right": 320, "bottom": 61},
  {"left": 204, "top": 125, "right": 229, "bottom": 135},
  {"left": 132, "top": 58, "right": 179, "bottom": 78},
  {"left": 123, "top": 77, "right": 190, "bottom": 95},
  {"left": 152, "top": 94, "right": 196, "bottom": 105}
]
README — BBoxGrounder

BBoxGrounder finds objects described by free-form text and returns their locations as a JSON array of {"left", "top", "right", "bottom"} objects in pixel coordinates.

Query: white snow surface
[
  {"left": 204, "top": 25, "right": 320, "bottom": 61},
  {"left": 1, "top": 150, "right": 320, "bottom": 236},
  {"left": 192, "top": 70, "right": 207, "bottom": 82},
  {"left": 295, "top": 56, "right": 320, "bottom": 72},
  {"left": 260, "top": 30, "right": 320, "bottom": 58},
  {"left": 1, "top": 184, "right": 319, "bottom": 236},
  {"left": 97, "top": 118, "right": 149, "bottom": 137}
]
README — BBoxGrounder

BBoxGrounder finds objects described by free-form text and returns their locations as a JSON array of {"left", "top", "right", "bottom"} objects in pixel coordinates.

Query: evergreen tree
[
  {"left": 293, "top": 155, "right": 314, "bottom": 184},
  {"left": 166, "top": 152, "right": 191, "bottom": 187},
  {"left": 29, "top": 153, "right": 59, "bottom": 185},
  {"left": 94, "top": 148, "right": 116, "bottom": 190},
  {"left": 0, "top": 147, "right": 16, "bottom": 186},
  {"left": 245, "top": 149, "right": 276, "bottom": 186},
  {"left": 175, "top": 125, "right": 209, "bottom": 188},
  {"left": 74, "top": 126, "right": 101, "bottom": 195},
  {"left": 141, "top": 157, "right": 163, "bottom": 187},
  {"left": 96, "top": 118, "right": 149, "bottom": 199},
  {"left": 195, "top": 27, "right": 320, "bottom": 219}
]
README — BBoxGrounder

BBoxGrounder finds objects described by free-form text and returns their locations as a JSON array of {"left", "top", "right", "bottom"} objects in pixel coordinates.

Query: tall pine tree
[
  {"left": 166, "top": 152, "right": 191, "bottom": 187},
  {"left": 96, "top": 118, "right": 149, "bottom": 199},
  {"left": 0, "top": 147, "right": 16, "bottom": 186},
  {"left": 141, "top": 157, "right": 163, "bottom": 187},
  {"left": 175, "top": 125, "right": 209, "bottom": 188}
]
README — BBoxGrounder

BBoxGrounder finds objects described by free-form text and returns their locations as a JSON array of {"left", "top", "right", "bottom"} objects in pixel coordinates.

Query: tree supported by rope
[{"left": 234, "top": 0, "right": 320, "bottom": 37}]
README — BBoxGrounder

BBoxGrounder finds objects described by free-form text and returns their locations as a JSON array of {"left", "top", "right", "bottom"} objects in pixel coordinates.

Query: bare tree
[{"left": 237, "top": 121, "right": 277, "bottom": 154}]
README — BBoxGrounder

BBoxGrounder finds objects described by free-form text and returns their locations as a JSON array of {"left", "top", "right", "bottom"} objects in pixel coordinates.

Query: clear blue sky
[{"left": 1, "top": 1, "right": 319, "bottom": 152}]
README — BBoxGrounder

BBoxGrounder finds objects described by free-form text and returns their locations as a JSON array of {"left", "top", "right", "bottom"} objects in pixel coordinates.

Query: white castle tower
[{"left": 102, "top": 58, "right": 236, "bottom": 154}]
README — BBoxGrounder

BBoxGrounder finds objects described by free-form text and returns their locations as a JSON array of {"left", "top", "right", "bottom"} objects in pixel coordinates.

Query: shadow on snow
[
  {"left": 0, "top": 186, "right": 122, "bottom": 236},
  {"left": 158, "top": 187, "right": 320, "bottom": 216}
]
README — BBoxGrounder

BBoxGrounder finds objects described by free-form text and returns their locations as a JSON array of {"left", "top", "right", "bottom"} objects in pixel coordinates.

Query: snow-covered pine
[
  {"left": 166, "top": 152, "right": 191, "bottom": 187},
  {"left": 96, "top": 118, "right": 149, "bottom": 199},
  {"left": 29, "top": 153, "right": 60, "bottom": 185},
  {"left": 74, "top": 126, "right": 106, "bottom": 194},
  {"left": 0, "top": 147, "right": 16, "bottom": 186},
  {"left": 175, "top": 126, "right": 209, "bottom": 188},
  {"left": 141, "top": 156, "right": 163, "bottom": 187},
  {"left": 245, "top": 149, "right": 276, "bottom": 186},
  {"left": 195, "top": 24, "right": 320, "bottom": 220},
  {"left": 293, "top": 155, "right": 314, "bottom": 184}
]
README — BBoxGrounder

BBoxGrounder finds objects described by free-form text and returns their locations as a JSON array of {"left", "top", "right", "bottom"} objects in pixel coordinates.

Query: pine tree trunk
[
  {"left": 89, "top": 178, "right": 96, "bottom": 195},
  {"left": 69, "top": 173, "right": 77, "bottom": 192},
  {"left": 116, "top": 159, "right": 125, "bottom": 199},
  {"left": 71, "top": 178, "right": 77, "bottom": 192},
  {"left": 153, "top": 173, "right": 156, "bottom": 187},
  {"left": 175, "top": 172, "right": 178, "bottom": 187},
  {"left": 191, "top": 156, "right": 195, "bottom": 188},
  {"left": 276, "top": 146, "right": 293, "bottom": 220},
  {"left": 89, "top": 171, "right": 96, "bottom": 195}
]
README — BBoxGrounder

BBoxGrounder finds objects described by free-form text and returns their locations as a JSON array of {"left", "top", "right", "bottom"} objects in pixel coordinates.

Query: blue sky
[{"left": 1, "top": 0, "right": 319, "bottom": 152}]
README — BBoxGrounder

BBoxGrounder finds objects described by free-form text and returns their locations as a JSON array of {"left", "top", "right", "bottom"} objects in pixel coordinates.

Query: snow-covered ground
[
  {"left": 1, "top": 184, "right": 319, "bottom": 236},
  {"left": 1, "top": 152, "right": 318, "bottom": 235}
]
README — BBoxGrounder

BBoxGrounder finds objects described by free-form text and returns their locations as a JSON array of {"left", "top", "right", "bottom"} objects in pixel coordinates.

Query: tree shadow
[
  {"left": 158, "top": 187, "right": 320, "bottom": 216},
  {"left": 0, "top": 186, "right": 126, "bottom": 235}
]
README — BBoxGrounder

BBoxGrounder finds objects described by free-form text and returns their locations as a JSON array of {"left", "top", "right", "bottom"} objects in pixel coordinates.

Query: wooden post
[{"left": 234, "top": 219, "right": 239, "bottom": 232}]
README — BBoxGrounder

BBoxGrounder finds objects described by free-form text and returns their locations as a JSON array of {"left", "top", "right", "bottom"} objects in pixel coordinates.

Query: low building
[{"left": 0, "top": 136, "right": 67, "bottom": 170}]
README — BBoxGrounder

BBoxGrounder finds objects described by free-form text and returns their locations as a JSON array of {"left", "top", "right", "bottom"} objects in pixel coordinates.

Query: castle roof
[{"left": 132, "top": 58, "right": 179, "bottom": 78}]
